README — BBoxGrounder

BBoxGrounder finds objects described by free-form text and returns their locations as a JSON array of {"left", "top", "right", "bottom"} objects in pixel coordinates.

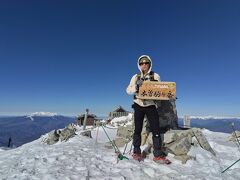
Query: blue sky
[{"left": 0, "top": 0, "right": 240, "bottom": 117}]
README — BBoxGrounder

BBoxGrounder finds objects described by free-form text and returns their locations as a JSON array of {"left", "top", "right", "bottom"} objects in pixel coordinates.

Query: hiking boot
[
  {"left": 132, "top": 153, "right": 143, "bottom": 161},
  {"left": 153, "top": 156, "right": 171, "bottom": 164}
]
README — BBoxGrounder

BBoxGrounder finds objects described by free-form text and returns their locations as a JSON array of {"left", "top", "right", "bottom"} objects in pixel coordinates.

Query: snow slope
[{"left": 0, "top": 126, "right": 239, "bottom": 179}]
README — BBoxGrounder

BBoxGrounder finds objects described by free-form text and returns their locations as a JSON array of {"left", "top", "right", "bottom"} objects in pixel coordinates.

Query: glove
[
  {"left": 136, "top": 79, "right": 143, "bottom": 92},
  {"left": 136, "top": 79, "right": 143, "bottom": 87}
]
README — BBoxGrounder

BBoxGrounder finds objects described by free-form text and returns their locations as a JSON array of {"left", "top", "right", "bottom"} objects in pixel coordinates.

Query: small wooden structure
[
  {"left": 109, "top": 106, "right": 130, "bottom": 119},
  {"left": 77, "top": 114, "right": 97, "bottom": 126}
]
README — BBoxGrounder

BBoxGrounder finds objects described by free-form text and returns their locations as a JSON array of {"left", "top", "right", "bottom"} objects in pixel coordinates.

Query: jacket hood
[{"left": 137, "top": 55, "right": 152, "bottom": 76}]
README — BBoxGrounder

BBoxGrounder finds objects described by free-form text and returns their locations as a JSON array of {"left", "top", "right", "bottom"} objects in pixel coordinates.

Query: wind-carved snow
[
  {"left": 110, "top": 113, "right": 133, "bottom": 126},
  {"left": 0, "top": 118, "right": 240, "bottom": 179}
]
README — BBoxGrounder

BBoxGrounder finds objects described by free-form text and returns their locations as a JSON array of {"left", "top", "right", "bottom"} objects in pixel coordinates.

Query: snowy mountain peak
[
  {"left": 30, "top": 112, "right": 58, "bottom": 117},
  {"left": 26, "top": 112, "right": 58, "bottom": 121},
  {"left": 189, "top": 115, "right": 240, "bottom": 120}
]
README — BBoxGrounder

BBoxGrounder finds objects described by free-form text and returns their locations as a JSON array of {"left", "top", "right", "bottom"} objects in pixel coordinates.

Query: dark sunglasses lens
[{"left": 139, "top": 62, "right": 149, "bottom": 65}]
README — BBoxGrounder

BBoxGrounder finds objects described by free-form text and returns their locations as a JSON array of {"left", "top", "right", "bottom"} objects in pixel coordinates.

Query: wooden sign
[{"left": 136, "top": 81, "right": 176, "bottom": 100}]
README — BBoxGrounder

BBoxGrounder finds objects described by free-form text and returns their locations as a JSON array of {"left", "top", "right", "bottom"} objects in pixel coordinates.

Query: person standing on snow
[{"left": 126, "top": 55, "right": 171, "bottom": 164}]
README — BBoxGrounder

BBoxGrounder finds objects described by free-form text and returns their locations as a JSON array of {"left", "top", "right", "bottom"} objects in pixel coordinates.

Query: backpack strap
[
  {"left": 149, "top": 71, "right": 157, "bottom": 81},
  {"left": 134, "top": 73, "right": 141, "bottom": 99},
  {"left": 136, "top": 73, "right": 141, "bottom": 81},
  {"left": 137, "top": 71, "right": 155, "bottom": 81}
]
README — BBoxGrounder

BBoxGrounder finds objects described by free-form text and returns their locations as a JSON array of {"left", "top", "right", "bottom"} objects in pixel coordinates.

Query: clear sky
[{"left": 0, "top": 0, "right": 240, "bottom": 117}]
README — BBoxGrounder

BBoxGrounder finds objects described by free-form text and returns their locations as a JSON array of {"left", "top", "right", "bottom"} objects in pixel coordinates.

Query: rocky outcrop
[
  {"left": 166, "top": 135, "right": 192, "bottom": 156},
  {"left": 114, "top": 124, "right": 216, "bottom": 164},
  {"left": 146, "top": 128, "right": 215, "bottom": 163},
  {"left": 104, "top": 137, "right": 131, "bottom": 150},
  {"left": 80, "top": 130, "right": 92, "bottom": 138},
  {"left": 116, "top": 125, "right": 133, "bottom": 139},
  {"left": 192, "top": 128, "right": 216, "bottom": 156},
  {"left": 228, "top": 131, "right": 240, "bottom": 142},
  {"left": 43, "top": 123, "right": 77, "bottom": 145},
  {"left": 44, "top": 130, "right": 61, "bottom": 145},
  {"left": 59, "top": 123, "right": 77, "bottom": 142},
  {"left": 106, "top": 125, "right": 133, "bottom": 148}
]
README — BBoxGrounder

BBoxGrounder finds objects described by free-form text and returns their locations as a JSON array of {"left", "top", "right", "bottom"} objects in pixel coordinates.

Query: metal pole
[
  {"left": 101, "top": 125, "right": 119, "bottom": 153},
  {"left": 222, "top": 158, "right": 240, "bottom": 173},
  {"left": 101, "top": 125, "right": 129, "bottom": 160},
  {"left": 83, "top": 108, "right": 89, "bottom": 130}
]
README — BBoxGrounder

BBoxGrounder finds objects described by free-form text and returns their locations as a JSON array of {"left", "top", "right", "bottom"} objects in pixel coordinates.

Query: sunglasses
[{"left": 139, "top": 62, "right": 150, "bottom": 66}]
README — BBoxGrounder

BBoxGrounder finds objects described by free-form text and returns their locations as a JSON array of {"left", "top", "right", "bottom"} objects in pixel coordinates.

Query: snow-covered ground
[{"left": 0, "top": 120, "right": 240, "bottom": 179}]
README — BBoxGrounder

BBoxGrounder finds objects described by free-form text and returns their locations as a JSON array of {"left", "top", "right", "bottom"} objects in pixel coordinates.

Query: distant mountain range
[
  {"left": 1, "top": 113, "right": 240, "bottom": 148},
  {"left": 0, "top": 113, "right": 75, "bottom": 147},
  {"left": 178, "top": 117, "right": 240, "bottom": 133}
]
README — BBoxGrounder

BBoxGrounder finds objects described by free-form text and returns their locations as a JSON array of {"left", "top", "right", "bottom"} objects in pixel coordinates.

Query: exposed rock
[
  {"left": 116, "top": 125, "right": 133, "bottom": 139},
  {"left": 164, "top": 130, "right": 178, "bottom": 144},
  {"left": 176, "top": 129, "right": 195, "bottom": 139},
  {"left": 80, "top": 130, "right": 92, "bottom": 138},
  {"left": 166, "top": 135, "right": 192, "bottom": 156},
  {"left": 104, "top": 137, "right": 129, "bottom": 150},
  {"left": 44, "top": 123, "right": 77, "bottom": 145},
  {"left": 192, "top": 136, "right": 200, "bottom": 147},
  {"left": 228, "top": 131, "right": 240, "bottom": 142},
  {"left": 235, "top": 131, "right": 240, "bottom": 137},
  {"left": 44, "top": 130, "right": 61, "bottom": 145},
  {"left": 59, "top": 123, "right": 77, "bottom": 141},
  {"left": 192, "top": 128, "right": 216, "bottom": 156},
  {"left": 95, "top": 121, "right": 105, "bottom": 127},
  {"left": 113, "top": 137, "right": 128, "bottom": 148},
  {"left": 115, "top": 116, "right": 216, "bottom": 163},
  {"left": 163, "top": 128, "right": 216, "bottom": 156}
]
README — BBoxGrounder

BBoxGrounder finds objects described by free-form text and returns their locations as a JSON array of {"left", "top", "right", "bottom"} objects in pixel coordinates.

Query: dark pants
[{"left": 132, "top": 103, "right": 164, "bottom": 157}]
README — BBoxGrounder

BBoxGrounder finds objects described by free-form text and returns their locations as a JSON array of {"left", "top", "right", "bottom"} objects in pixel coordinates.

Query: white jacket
[{"left": 126, "top": 55, "right": 161, "bottom": 107}]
